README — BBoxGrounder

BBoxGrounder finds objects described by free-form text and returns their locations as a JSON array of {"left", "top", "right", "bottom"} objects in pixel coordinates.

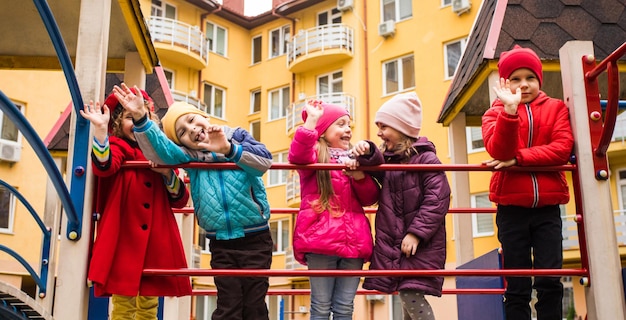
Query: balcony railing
[
  {"left": 285, "top": 173, "right": 300, "bottom": 203},
  {"left": 287, "top": 24, "right": 354, "bottom": 66},
  {"left": 171, "top": 90, "right": 207, "bottom": 112},
  {"left": 286, "top": 93, "right": 356, "bottom": 133},
  {"left": 148, "top": 16, "right": 209, "bottom": 64}
]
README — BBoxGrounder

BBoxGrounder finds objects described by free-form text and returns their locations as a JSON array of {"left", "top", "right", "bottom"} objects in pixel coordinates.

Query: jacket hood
[{"left": 383, "top": 136, "right": 437, "bottom": 162}]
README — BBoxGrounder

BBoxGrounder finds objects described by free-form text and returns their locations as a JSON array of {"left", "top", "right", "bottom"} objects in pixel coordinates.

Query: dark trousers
[
  {"left": 209, "top": 229, "right": 273, "bottom": 320},
  {"left": 496, "top": 204, "right": 564, "bottom": 320}
]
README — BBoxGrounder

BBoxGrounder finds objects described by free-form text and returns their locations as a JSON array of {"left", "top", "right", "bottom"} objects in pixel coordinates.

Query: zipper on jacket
[
  {"left": 217, "top": 169, "right": 233, "bottom": 237},
  {"left": 525, "top": 103, "right": 539, "bottom": 208}
]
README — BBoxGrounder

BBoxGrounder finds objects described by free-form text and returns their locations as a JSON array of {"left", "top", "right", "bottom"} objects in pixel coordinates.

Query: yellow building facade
[{"left": 2, "top": 0, "right": 626, "bottom": 319}]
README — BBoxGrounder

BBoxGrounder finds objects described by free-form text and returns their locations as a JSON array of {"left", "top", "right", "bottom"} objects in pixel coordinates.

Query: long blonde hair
[
  {"left": 379, "top": 133, "right": 418, "bottom": 162},
  {"left": 310, "top": 139, "right": 343, "bottom": 216}
]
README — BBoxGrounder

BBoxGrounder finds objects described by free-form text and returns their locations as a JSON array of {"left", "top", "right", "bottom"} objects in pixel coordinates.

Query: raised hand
[
  {"left": 350, "top": 140, "right": 371, "bottom": 157},
  {"left": 303, "top": 100, "right": 324, "bottom": 130},
  {"left": 493, "top": 77, "right": 521, "bottom": 115},
  {"left": 197, "top": 124, "right": 232, "bottom": 155},
  {"left": 112, "top": 83, "right": 146, "bottom": 120},
  {"left": 79, "top": 100, "right": 110, "bottom": 143}
]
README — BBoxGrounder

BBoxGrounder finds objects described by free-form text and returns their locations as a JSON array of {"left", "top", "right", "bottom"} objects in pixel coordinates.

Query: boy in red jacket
[{"left": 481, "top": 45, "right": 574, "bottom": 320}]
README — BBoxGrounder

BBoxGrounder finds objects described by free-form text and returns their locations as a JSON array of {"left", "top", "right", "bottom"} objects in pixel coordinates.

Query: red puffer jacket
[{"left": 481, "top": 91, "right": 574, "bottom": 208}]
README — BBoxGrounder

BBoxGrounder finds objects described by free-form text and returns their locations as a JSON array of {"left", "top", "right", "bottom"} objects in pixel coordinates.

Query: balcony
[
  {"left": 286, "top": 93, "right": 356, "bottom": 134},
  {"left": 171, "top": 90, "right": 207, "bottom": 112},
  {"left": 148, "top": 17, "right": 209, "bottom": 69},
  {"left": 287, "top": 24, "right": 354, "bottom": 73},
  {"left": 612, "top": 112, "right": 626, "bottom": 143},
  {"left": 562, "top": 211, "right": 626, "bottom": 250},
  {"left": 286, "top": 173, "right": 300, "bottom": 207}
]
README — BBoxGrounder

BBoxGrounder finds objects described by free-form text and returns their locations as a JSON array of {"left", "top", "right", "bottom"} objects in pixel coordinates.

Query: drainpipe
[
  {"left": 362, "top": 0, "right": 371, "bottom": 138},
  {"left": 272, "top": 5, "right": 298, "bottom": 104}
]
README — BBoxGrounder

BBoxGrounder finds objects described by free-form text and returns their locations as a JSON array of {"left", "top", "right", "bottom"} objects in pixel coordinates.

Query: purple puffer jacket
[
  {"left": 288, "top": 127, "right": 381, "bottom": 265},
  {"left": 362, "top": 137, "right": 451, "bottom": 296}
]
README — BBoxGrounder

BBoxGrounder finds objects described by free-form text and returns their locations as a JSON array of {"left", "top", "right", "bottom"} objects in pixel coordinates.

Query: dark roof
[{"left": 438, "top": 0, "right": 626, "bottom": 125}]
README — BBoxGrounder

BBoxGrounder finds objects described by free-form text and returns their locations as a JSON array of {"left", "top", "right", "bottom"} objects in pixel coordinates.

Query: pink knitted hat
[
  {"left": 302, "top": 102, "right": 350, "bottom": 138},
  {"left": 498, "top": 45, "right": 543, "bottom": 86},
  {"left": 375, "top": 92, "right": 422, "bottom": 138}
]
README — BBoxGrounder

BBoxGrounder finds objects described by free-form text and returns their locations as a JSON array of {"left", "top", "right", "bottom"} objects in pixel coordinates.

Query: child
[
  {"left": 359, "top": 92, "right": 451, "bottom": 320},
  {"left": 288, "top": 100, "right": 381, "bottom": 320},
  {"left": 113, "top": 83, "right": 273, "bottom": 320},
  {"left": 82, "top": 89, "right": 191, "bottom": 320},
  {"left": 482, "top": 45, "right": 574, "bottom": 320}
]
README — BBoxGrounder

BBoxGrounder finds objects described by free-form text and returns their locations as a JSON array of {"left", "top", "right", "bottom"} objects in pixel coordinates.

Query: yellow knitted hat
[{"left": 161, "top": 101, "right": 209, "bottom": 145}]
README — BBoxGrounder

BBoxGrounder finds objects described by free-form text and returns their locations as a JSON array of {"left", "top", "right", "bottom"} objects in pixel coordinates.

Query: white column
[
  {"left": 559, "top": 40, "right": 626, "bottom": 320},
  {"left": 448, "top": 112, "right": 475, "bottom": 265},
  {"left": 53, "top": 1, "right": 112, "bottom": 319}
]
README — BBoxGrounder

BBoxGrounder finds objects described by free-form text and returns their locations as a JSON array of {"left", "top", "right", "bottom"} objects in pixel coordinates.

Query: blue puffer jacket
[
  {"left": 362, "top": 137, "right": 451, "bottom": 296},
  {"left": 133, "top": 117, "right": 272, "bottom": 240}
]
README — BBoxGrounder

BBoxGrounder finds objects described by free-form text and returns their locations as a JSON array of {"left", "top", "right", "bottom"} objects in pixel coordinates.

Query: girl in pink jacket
[{"left": 288, "top": 100, "right": 380, "bottom": 320}]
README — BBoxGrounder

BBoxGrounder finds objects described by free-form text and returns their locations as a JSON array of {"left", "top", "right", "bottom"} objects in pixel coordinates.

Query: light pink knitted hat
[{"left": 375, "top": 92, "right": 422, "bottom": 138}]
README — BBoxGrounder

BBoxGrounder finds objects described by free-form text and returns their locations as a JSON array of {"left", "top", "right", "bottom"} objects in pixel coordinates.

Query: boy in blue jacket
[{"left": 113, "top": 83, "right": 273, "bottom": 320}]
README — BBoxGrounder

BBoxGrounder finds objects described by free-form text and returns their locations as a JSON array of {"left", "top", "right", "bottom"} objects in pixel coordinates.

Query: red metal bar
[
  {"left": 191, "top": 288, "right": 506, "bottom": 296},
  {"left": 144, "top": 268, "right": 588, "bottom": 278},
  {"left": 585, "top": 41, "right": 626, "bottom": 79},
  {"left": 594, "top": 60, "right": 619, "bottom": 158},
  {"left": 122, "top": 160, "right": 575, "bottom": 172},
  {"left": 173, "top": 207, "right": 498, "bottom": 214}
]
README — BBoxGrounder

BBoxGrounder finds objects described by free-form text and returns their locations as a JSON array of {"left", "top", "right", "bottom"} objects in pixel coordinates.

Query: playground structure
[{"left": 1, "top": 0, "right": 626, "bottom": 319}]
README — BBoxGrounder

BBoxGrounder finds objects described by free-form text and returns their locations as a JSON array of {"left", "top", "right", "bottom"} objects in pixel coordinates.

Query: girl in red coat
[
  {"left": 482, "top": 45, "right": 574, "bottom": 320},
  {"left": 80, "top": 90, "right": 191, "bottom": 320}
]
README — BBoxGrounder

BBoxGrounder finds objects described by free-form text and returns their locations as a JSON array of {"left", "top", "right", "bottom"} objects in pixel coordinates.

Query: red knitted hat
[
  {"left": 302, "top": 102, "right": 350, "bottom": 138},
  {"left": 498, "top": 45, "right": 543, "bottom": 87}
]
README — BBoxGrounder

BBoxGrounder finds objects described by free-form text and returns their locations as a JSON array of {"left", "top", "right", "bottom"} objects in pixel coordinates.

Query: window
[
  {"left": 317, "top": 8, "right": 342, "bottom": 25},
  {"left": 618, "top": 169, "right": 626, "bottom": 216},
  {"left": 203, "top": 83, "right": 225, "bottom": 119},
  {"left": 250, "top": 90, "right": 261, "bottom": 114},
  {"left": 466, "top": 127, "right": 485, "bottom": 153},
  {"left": 269, "top": 86, "right": 290, "bottom": 121},
  {"left": 0, "top": 185, "right": 16, "bottom": 233},
  {"left": 318, "top": 71, "right": 343, "bottom": 95},
  {"left": 444, "top": 38, "right": 467, "bottom": 79},
  {"left": 441, "top": 0, "right": 452, "bottom": 6},
  {"left": 162, "top": 68, "right": 174, "bottom": 89},
  {"left": 383, "top": 54, "right": 415, "bottom": 95},
  {"left": 250, "top": 121, "right": 261, "bottom": 142},
  {"left": 151, "top": 0, "right": 176, "bottom": 19},
  {"left": 1, "top": 103, "right": 23, "bottom": 144},
  {"left": 196, "top": 295, "right": 217, "bottom": 320},
  {"left": 382, "top": 0, "right": 412, "bottom": 22},
  {"left": 269, "top": 219, "right": 290, "bottom": 254},
  {"left": 252, "top": 35, "right": 262, "bottom": 64},
  {"left": 471, "top": 193, "right": 494, "bottom": 237},
  {"left": 268, "top": 152, "right": 288, "bottom": 186},
  {"left": 206, "top": 21, "right": 227, "bottom": 56},
  {"left": 269, "top": 25, "right": 290, "bottom": 58}
]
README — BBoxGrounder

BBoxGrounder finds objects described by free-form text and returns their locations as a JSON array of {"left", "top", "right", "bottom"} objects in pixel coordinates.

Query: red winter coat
[
  {"left": 481, "top": 91, "right": 574, "bottom": 208},
  {"left": 88, "top": 136, "right": 191, "bottom": 297}
]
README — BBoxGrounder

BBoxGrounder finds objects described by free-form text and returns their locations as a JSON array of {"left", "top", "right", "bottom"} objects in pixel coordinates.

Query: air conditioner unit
[
  {"left": 0, "top": 140, "right": 20, "bottom": 162},
  {"left": 337, "top": 0, "right": 353, "bottom": 12},
  {"left": 378, "top": 20, "right": 396, "bottom": 38},
  {"left": 452, "top": 0, "right": 471, "bottom": 15}
]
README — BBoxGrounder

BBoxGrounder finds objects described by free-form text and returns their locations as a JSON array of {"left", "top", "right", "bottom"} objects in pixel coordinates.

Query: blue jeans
[{"left": 305, "top": 253, "right": 364, "bottom": 320}]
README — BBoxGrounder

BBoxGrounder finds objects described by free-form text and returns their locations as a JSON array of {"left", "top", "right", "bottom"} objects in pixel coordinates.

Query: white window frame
[
  {"left": 162, "top": 67, "right": 175, "bottom": 89},
  {"left": 382, "top": 54, "right": 415, "bottom": 95},
  {"left": 268, "top": 151, "right": 288, "bottom": 187},
  {"left": 206, "top": 21, "right": 228, "bottom": 56},
  {"left": 269, "top": 218, "right": 290, "bottom": 254},
  {"left": 466, "top": 127, "right": 485, "bottom": 153},
  {"left": 381, "top": 0, "right": 413, "bottom": 22},
  {"left": 269, "top": 25, "right": 290, "bottom": 59},
  {"left": 250, "top": 89, "right": 261, "bottom": 114},
  {"left": 317, "top": 70, "right": 344, "bottom": 95},
  {"left": 202, "top": 82, "right": 225, "bottom": 119},
  {"left": 617, "top": 168, "right": 626, "bottom": 215},
  {"left": 151, "top": 0, "right": 176, "bottom": 19},
  {"left": 444, "top": 37, "right": 467, "bottom": 79},
  {"left": 251, "top": 35, "right": 262, "bottom": 64},
  {"left": 471, "top": 193, "right": 495, "bottom": 237},
  {"left": 250, "top": 120, "right": 261, "bottom": 142},
  {"left": 0, "top": 185, "right": 16, "bottom": 234},
  {"left": 441, "top": 0, "right": 452, "bottom": 7},
  {"left": 317, "top": 8, "right": 342, "bottom": 26},
  {"left": 268, "top": 86, "right": 290, "bottom": 121}
]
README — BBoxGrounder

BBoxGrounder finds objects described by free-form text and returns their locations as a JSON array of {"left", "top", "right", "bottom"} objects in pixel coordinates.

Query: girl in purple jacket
[
  {"left": 355, "top": 92, "right": 451, "bottom": 320},
  {"left": 288, "top": 100, "right": 381, "bottom": 320}
]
